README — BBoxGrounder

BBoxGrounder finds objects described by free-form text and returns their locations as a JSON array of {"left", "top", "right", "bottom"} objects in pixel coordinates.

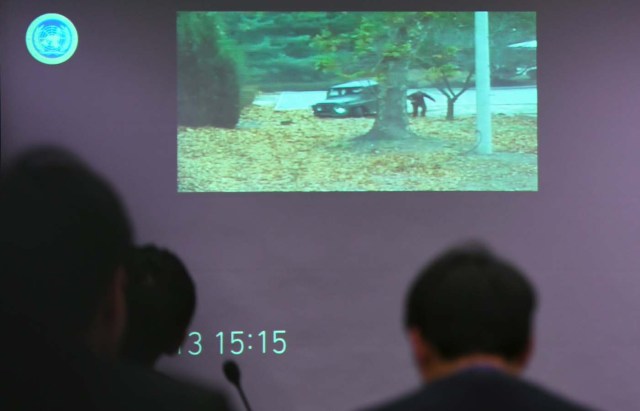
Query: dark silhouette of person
[
  {"left": 0, "top": 146, "right": 231, "bottom": 411},
  {"left": 120, "top": 245, "right": 196, "bottom": 368},
  {"left": 359, "top": 242, "right": 594, "bottom": 411},
  {"left": 407, "top": 90, "right": 436, "bottom": 117}
]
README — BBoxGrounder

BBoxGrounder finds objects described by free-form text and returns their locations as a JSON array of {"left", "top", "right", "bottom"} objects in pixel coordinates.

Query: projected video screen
[{"left": 177, "top": 12, "right": 538, "bottom": 192}]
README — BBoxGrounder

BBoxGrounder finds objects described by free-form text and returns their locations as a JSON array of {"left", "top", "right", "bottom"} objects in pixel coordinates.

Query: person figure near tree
[{"left": 407, "top": 90, "right": 436, "bottom": 117}]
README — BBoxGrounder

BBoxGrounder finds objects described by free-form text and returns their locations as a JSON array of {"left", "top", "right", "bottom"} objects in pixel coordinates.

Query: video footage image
[{"left": 177, "top": 11, "right": 538, "bottom": 192}]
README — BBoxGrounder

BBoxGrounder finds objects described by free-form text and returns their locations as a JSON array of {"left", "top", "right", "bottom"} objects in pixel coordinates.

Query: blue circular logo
[{"left": 26, "top": 13, "right": 78, "bottom": 65}]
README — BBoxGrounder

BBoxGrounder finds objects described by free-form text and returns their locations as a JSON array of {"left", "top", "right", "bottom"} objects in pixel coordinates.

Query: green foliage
[
  {"left": 311, "top": 12, "right": 438, "bottom": 81},
  {"left": 177, "top": 12, "right": 242, "bottom": 128},
  {"left": 219, "top": 12, "right": 344, "bottom": 88},
  {"left": 490, "top": 12, "right": 536, "bottom": 83},
  {"left": 416, "top": 12, "right": 536, "bottom": 86}
]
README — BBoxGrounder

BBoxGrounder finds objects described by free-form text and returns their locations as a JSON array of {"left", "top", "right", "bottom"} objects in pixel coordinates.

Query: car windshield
[{"left": 328, "top": 87, "right": 363, "bottom": 97}]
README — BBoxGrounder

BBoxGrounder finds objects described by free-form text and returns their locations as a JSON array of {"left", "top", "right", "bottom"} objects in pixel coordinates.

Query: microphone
[{"left": 223, "top": 360, "right": 252, "bottom": 411}]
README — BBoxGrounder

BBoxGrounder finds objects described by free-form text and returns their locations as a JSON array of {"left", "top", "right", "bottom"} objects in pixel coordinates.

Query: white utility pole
[{"left": 475, "top": 11, "right": 492, "bottom": 154}]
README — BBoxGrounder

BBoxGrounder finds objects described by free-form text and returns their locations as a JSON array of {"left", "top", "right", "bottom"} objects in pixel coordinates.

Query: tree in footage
[
  {"left": 424, "top": 45, "right": 475, "bottom": 121},
  {"left": 416, "top": 13, "right": 475, "bottom": 121},
  {"left": 417, "top": 12, "right": 536, "bottom": 120},
  {"left": 313, "top": 12, "right": 435, "bottom": 142},
  {"left": 178, "top": 12, "right": 242, "bottom": 128}
]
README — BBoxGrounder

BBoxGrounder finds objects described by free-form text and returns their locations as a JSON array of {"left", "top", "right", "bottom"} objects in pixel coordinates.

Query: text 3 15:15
[{"left": 178, "top": 330, "right": 287, "bottom": 356}]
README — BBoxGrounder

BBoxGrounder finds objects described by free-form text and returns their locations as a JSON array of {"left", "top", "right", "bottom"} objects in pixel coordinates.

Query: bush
[
  {"left": 240, "top": 85, "right": 260, "bottom": 108},
  {"left": 178, "top": 13, "right": 241, "bottom": 128}
]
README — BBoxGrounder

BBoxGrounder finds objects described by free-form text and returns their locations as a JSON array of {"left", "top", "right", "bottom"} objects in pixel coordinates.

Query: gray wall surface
[{"left": 1, "top": 1, "right": 639, "bottom": 410}]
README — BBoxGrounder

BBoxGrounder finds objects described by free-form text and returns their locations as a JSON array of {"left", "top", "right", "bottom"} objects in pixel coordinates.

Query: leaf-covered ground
[{"left": 178, "top": 105, "right": 537, "bottom": 192}]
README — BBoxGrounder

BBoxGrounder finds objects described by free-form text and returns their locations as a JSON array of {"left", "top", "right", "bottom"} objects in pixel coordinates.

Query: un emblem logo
[{"left": 26, "top": 13, "right": 78, "bottom": 65}]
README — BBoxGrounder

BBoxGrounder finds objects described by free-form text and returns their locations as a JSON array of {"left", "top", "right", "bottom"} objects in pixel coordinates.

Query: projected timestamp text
[{"left": 178, "top": 330, "right": 287, "bottom": 356}]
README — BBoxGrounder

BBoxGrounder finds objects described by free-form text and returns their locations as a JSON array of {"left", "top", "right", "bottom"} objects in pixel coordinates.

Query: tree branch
[
  {"left": 452, "top": 68, "right": 474, "bottom": 100},
  {"left": 443, "top": 75, "right": 455, "bottom": 95},
  {"left": 436, "top": 84, "right": 452, "bottom": 99}
]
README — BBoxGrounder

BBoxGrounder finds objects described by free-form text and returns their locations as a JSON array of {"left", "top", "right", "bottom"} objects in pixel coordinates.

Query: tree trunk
[
  {"left": 446, "top": 98, "right": 455, "bottom": 121},
  {"left": 358, "top": 57, "right": 417, "bottom": 141},
  {"left": 357, "top": 30, "right": 417, "bottom": 142}
]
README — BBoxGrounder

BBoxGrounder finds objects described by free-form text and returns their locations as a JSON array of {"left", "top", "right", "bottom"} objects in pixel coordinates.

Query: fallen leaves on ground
[{"left": 178, "top": 105, "right": 537, "bottom": 192}]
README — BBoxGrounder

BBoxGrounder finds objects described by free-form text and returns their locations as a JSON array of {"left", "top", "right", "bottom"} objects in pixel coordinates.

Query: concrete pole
[{"left": 475, "top": 11, "right": 492, "bottom": 154}]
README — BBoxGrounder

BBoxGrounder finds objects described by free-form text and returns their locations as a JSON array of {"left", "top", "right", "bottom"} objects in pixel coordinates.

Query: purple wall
[{"left": 2, "top": 1, "right": 639, "bottom": 410}]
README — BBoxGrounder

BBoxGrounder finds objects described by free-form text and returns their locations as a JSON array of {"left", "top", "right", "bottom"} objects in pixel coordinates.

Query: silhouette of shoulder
[
  {"left": 77, "top": 353, "right": 231, "bottom": 411},
  {"left": 362, "top": 369, "right": 594, "bottom": 411}
]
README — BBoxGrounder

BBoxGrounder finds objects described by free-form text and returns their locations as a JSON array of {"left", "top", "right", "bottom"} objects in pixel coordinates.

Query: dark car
[{"left": 312, "top": 80, "right": 378, "bottom": 118}]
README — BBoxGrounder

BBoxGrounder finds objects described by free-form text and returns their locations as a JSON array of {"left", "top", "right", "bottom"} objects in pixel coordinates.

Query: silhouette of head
[
  {"left": 405, "top": 242, "right": 536, "bottom": 380},
  {"left": 120, "top": 245, "right": 196, "bottom": 367},
  {"left": 0, "top": 146, "right": 132, "bottom": 356}
]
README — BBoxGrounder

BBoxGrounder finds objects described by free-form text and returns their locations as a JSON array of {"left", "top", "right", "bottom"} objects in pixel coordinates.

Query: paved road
[{"left": 253, "top": 86, "right": 537, "bottom": 116}]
